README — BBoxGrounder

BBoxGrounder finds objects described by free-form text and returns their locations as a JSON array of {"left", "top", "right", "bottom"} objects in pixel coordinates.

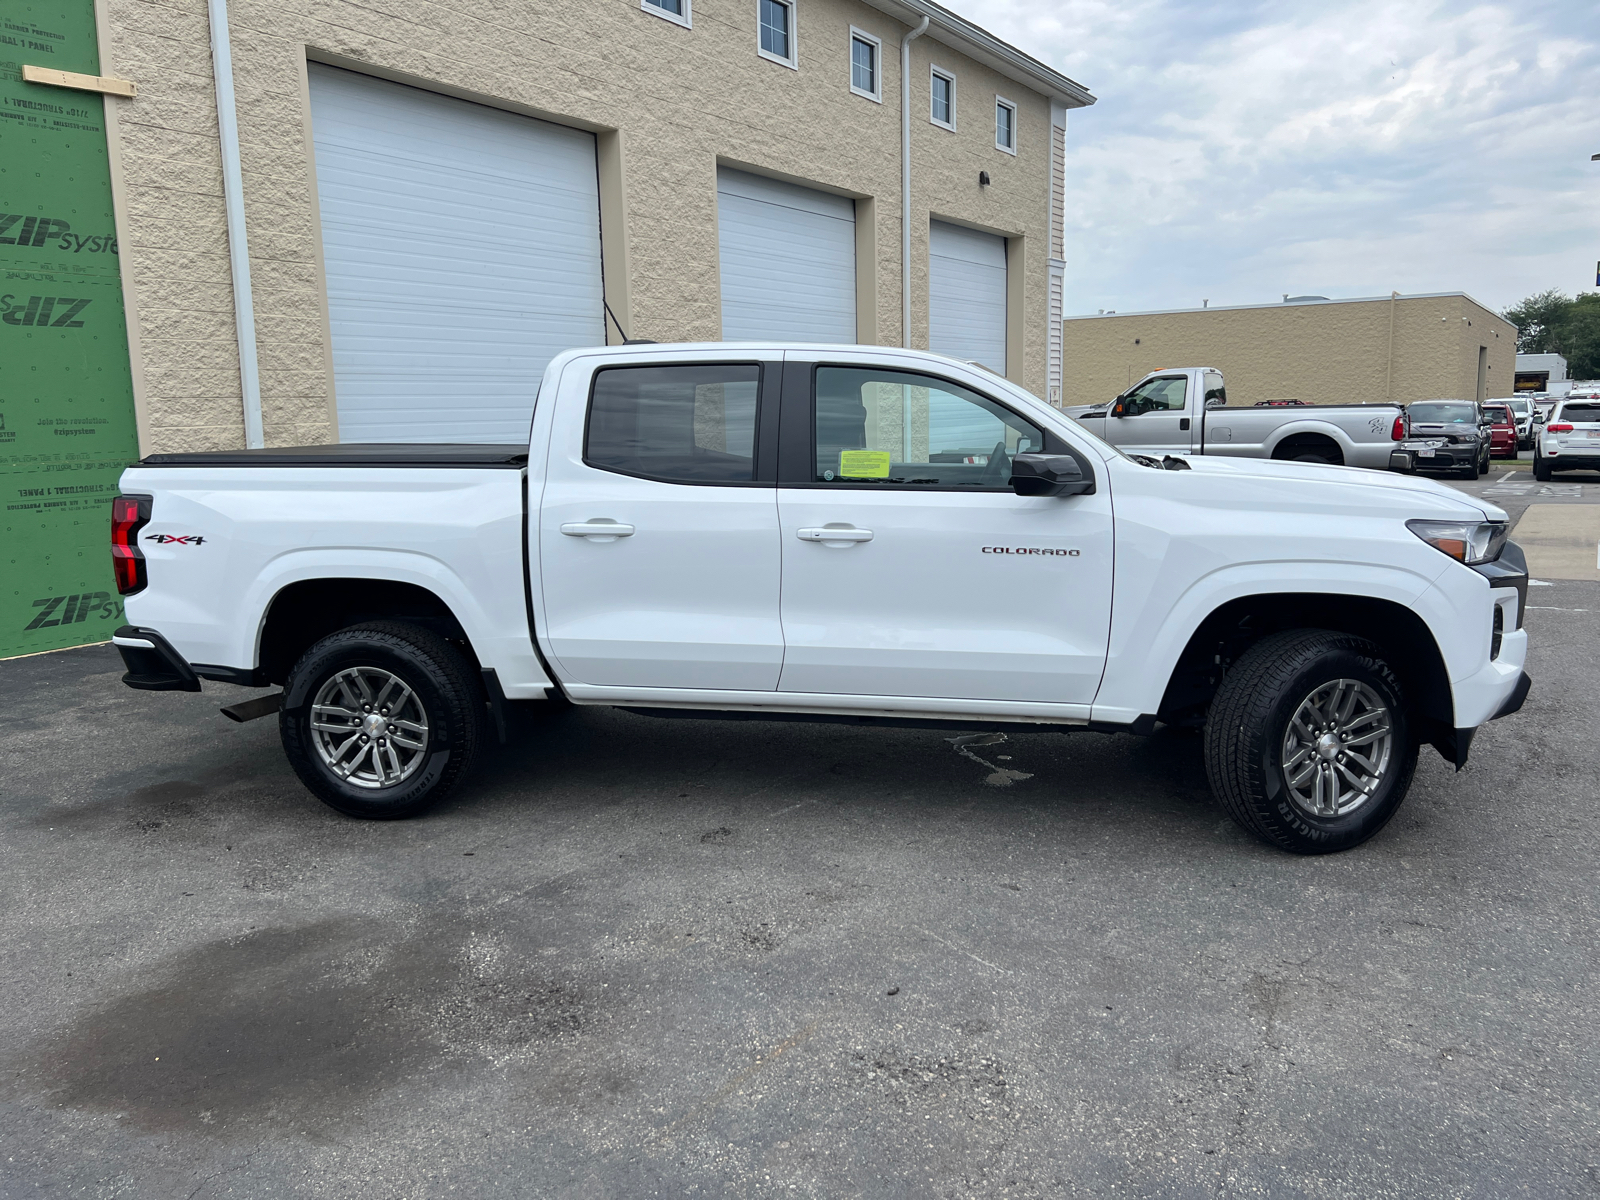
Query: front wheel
[
  {"left": 280, "top": 621, "right": 484, "bottom": 819},
  {"left": 1204, "top": 630, "right": 1418, "bottom": 854}
]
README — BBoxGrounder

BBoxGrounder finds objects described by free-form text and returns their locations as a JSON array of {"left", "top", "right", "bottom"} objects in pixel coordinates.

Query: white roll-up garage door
[
  {"left": 929, "top": 220, "right": 1007, "bottom": 375},
  {"left": 308, "top": 65, "right": 604, "bottom": 443},
  {"left": 717, "top": 169, "right": 856, "bottom": 343}
]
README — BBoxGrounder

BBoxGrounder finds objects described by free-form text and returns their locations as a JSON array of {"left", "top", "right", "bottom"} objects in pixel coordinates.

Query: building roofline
[
  {"left": 861, "top": 0, "right": 1095, "bottom": 108},
  {"left": 1066, "top": 291, "right": 1514, "bottom": 322}
]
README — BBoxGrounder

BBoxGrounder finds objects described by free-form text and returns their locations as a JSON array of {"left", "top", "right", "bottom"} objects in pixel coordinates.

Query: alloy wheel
[
  {"left": 310, "top": 666, "right": 431, "bottom": 789},
  {"left": 1279, "top": 678, "right": 1394, "bottom": 818}
]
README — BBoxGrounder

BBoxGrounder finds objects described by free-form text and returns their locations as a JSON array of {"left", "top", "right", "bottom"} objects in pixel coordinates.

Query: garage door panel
[
  {"left": 718, "top": 169, "right": 856, "bottom": 344},
  {"left": 310, "top": 64, "right": 604, "bottom": 443},
  {"left": 929, "top": 220, "right": 1006, "bottom": 376}
]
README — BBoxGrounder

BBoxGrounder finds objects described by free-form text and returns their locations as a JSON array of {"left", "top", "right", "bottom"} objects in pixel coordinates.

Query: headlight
[{"left": 1406, "top": 519, "right": 1508, "bottom": 564}]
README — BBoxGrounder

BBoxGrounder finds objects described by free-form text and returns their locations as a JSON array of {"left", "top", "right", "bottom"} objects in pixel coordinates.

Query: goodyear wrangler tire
[
  {"left": 1204, "top": 630, "right": 1418, "bottom": 855},
  {"left": 280, "top": 622, "right": 483, "bottom": 819}
]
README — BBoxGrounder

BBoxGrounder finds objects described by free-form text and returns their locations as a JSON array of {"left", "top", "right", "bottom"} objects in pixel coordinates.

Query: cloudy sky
[{"left": 959, "top": 0, "right": 1600, "bottom": 317}]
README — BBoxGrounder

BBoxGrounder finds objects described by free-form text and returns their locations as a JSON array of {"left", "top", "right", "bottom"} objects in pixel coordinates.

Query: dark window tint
[
  {"left": 1408, "top": 403, "right": 1475, "bottom": 423},
  {"left": 587, "top": 364, "right": 760, "bottom": 483},
  {"left": 1558, "top": 403, "right": 1600, "bottom": 421},
  {"left": 813, "top": 366, "right": 1042, "bottom": 488}
]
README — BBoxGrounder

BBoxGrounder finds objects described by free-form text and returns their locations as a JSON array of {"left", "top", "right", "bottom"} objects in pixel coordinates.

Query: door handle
[
  {"left": 797, "top": 526, "right": 873, "bottom": 544},
  {"left": 560, "top": 519, "right": 635, "bottom": 541},
  {"left": 1179, "top": 418, "right": 1191, "bottom": 430}
]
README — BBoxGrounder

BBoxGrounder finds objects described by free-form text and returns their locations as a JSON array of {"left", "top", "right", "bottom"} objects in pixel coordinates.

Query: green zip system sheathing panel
[{"left": 1, "top": 0, "right": 140, "bottom": 657}]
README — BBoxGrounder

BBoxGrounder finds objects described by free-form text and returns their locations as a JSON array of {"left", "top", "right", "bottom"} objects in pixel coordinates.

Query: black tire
[
  {"left": 280, "top": 621, "right": 483, "bottom": 819},
  {"left": 1204, "top": 630, "right": 1418, "bottom": 855},
  {"left": 1533, "top": 455, "right": 1552, "bottom": 482}
]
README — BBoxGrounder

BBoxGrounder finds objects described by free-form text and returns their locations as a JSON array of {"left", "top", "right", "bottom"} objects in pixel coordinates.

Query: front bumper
[{"left": 1390, "top": 442, "right": 1477, "bottom": 472}]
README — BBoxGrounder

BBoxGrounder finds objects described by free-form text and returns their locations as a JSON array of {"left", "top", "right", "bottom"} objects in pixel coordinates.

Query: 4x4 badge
[{"left": 146, "top": 534, "right": 205, "bottom": 545}]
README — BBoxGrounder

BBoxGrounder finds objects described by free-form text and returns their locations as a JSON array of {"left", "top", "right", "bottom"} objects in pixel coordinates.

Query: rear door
[
  {"left": 773, "top": 353, "right": 1113, "bottom": 706},
  {"left": 537, "top": 354, "right": 783, "bottom": 691}
]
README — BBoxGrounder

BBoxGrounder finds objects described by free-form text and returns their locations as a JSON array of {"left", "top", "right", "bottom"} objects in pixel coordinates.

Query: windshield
[{"left": 1408, "top": 403, "right": 1475, "bottom": 424}]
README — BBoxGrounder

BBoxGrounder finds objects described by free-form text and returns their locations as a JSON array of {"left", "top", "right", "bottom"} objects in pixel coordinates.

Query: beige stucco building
[
  {"left": 1062, "top": 293, "right": 1516, "bottom": 410},
  {"left": 94, "top": 0, "right": 1093, "bottom": 452}
]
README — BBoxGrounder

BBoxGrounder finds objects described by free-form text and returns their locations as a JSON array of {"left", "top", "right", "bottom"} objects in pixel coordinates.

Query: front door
[
  {"left": 1107, "top": 374, "right": 1192, "bottom": 456},
  {"left": 539, "top": 359, "right": 783, "bottom": 691},
  {"left": 776, "top": 361, "right": 1113, "bottom": 704}
]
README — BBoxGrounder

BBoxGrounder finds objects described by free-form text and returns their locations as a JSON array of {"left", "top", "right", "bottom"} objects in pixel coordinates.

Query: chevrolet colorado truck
[
  {"left": 1065, "top": 367, "right": 1403, "bottom": 468},
  {"left": 111, "top": 343, "right": 1531, "bottom": 854}
]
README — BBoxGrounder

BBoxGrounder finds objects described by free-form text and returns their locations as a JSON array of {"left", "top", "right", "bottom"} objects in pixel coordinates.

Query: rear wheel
[
  {"left": 280, "top": 621, "right": 483, "bottom": 819},
  {"left": 1204, "top": 630, "right": 1418, "bottom": 854},
  {"left": 1533, "top": 455, "right": 1552, "bottom": 482}
]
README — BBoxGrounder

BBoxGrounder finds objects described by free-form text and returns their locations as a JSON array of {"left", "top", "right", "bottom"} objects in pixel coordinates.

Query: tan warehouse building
[
  {"left": 89, "top": 0, "right": 1093, "bottom": 452},
  {"left": 1061, "top": 293, "right": 1516, "bottom": 410}
]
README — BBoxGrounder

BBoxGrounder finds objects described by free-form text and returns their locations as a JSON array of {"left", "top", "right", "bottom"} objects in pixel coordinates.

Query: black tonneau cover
[{"left": 138, "top": 443, "right": 528, "bottom": 468}]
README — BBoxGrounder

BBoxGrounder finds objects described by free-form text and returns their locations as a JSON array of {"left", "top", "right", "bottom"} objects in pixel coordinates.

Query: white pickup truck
[
  {"left": 1066, "top": 367, "right": 1403, "bottom": 468},
  {"left": 111, "top": 343, "right": 1530, "bottom": 854}
]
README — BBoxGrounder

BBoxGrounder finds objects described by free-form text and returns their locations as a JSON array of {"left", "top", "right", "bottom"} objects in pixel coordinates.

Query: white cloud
[{"left": 956, "top": 0, "right": 1600, "bottom": 314}]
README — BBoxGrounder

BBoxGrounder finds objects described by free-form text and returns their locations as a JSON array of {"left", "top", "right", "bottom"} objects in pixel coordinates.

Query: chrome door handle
[
  {"left": 560, "top": 519, "right": 635, "bottom": 541},
  {"left": 797, "top": 526, "right": 873, "bottom": 544}
]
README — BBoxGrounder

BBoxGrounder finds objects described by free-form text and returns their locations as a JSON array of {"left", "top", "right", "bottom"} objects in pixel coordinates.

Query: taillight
[
  {"left": 1548, "top": 423, "right": 1574, "bottom": 433},
  {"left": 1391, "top": 416, "right": 1405, "bottom": 440},
  {"left": 111, "top": 494, "right": 151, "bottom": 595}
]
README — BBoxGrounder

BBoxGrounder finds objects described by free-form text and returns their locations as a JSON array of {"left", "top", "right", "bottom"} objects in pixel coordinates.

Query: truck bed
[{"left": 138, "top": 443, "right": 529, "bottom": 469}]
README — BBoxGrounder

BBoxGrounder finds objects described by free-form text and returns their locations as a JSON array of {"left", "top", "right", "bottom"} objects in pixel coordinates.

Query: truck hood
[{"left": 1150, "top": 454, "right": 1507, "bottom": 521}]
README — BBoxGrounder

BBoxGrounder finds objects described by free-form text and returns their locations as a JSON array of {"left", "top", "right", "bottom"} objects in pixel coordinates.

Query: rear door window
[{"left": 586, "top": 363, "right": 764, "bottom": 484}]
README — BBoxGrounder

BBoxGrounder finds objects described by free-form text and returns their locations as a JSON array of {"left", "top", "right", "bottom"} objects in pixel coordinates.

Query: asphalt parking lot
[{"left": 2, "top": 469, "right": 1597, "bottom": 1198}]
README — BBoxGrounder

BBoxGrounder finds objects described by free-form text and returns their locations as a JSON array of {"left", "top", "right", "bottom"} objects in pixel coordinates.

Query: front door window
[{"left": 812, "top": 366, "right": 1043, "bottom": 489}]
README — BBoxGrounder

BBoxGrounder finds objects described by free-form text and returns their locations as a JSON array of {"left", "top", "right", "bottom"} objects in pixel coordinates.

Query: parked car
[
  {"left": 1066, "top": 368, "right": 1402, "bottom": 467},
  {"left": 110, "top": 343, "right": 1530, "bottom": 856},
  {"left": 1389, "top": 400, "right": 1492, "bottom": 478},
  {"left": 1482, "top": 403, "right": 1517, "bottom": 459},
  {"left": 1491, "top": 396, "right": 1536, "bottom": 449},
  {"left": 1533, "top": 398, "right": 1600, "bottom": 480}
]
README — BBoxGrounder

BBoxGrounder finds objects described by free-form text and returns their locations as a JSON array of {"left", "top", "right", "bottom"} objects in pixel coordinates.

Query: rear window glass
[
  {"left": 586, "top": 363, "right": 761, "bottom": 483},
  {"left": 1557, "top": 404, "right": 1600, "bottom": 421},
  {"left": 1484, "top": 406, "right": 1512, "bottom": 423},
  {"left": 1407, "top": 403, "right": 1475, "bottom": 424}
]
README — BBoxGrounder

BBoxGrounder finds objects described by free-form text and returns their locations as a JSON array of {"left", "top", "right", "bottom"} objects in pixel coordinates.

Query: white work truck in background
[
  {"left": 1065, "top": 368, "right": 1403, "bottom": 468},
  {"left": 111, "top": 344, "right": 1529, "bottom": 855}
]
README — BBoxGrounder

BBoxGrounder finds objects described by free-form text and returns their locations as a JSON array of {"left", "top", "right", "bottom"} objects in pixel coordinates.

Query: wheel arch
[
  {"left": 258, "top": 577, "right": 473, "bottom": 686},
  {"left": 1155, "top": 591, "right": 1453, "bottom": 754},
  {"left": 1268, "top": 428, "right": 1347, "bottom": 465}
]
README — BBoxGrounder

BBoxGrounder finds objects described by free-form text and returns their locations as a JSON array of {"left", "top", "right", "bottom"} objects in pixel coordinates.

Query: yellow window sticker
[{"left": 838, "top": 450, "right": 891, "bottom": 479}]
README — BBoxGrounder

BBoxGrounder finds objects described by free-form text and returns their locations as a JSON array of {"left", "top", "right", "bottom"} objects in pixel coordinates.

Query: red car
[{"left": 1483, "top": 403, "right": 1517, "bottom": 459}]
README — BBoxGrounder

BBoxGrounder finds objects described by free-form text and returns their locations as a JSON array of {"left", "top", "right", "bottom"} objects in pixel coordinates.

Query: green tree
[{"left": 1502, "top": 290, "right": 1600, "bottom": 380}]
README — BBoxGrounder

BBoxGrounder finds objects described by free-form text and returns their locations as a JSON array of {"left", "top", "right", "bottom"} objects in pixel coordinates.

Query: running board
[{"left": 220, "top": 692, "right": 283, "bottom": 723}]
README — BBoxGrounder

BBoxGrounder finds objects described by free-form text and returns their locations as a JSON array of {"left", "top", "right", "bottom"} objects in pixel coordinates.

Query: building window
[
  {"left": 642, "top": 0, "right": 691, "bottom": 27},
  {"left": 930, "top": 66, "right": 956, "bottom": 129},
  {"left": 758, "top": 0, "right": 796, "bottom": 66},
  {"left": 995, "top": 96, "right": 1017, "bottom": 153},
  {"left": 850, "top": 28, "right": 882, "bottom": 102}
]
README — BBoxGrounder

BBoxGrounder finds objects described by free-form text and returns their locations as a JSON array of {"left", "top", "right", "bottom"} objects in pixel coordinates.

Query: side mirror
[
  {"left": 1111, "top": 402, "right": 1127, "bottom": 418},
  {"left": 1009, "top": 453, "right": 1094, "bottom": 497}
]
